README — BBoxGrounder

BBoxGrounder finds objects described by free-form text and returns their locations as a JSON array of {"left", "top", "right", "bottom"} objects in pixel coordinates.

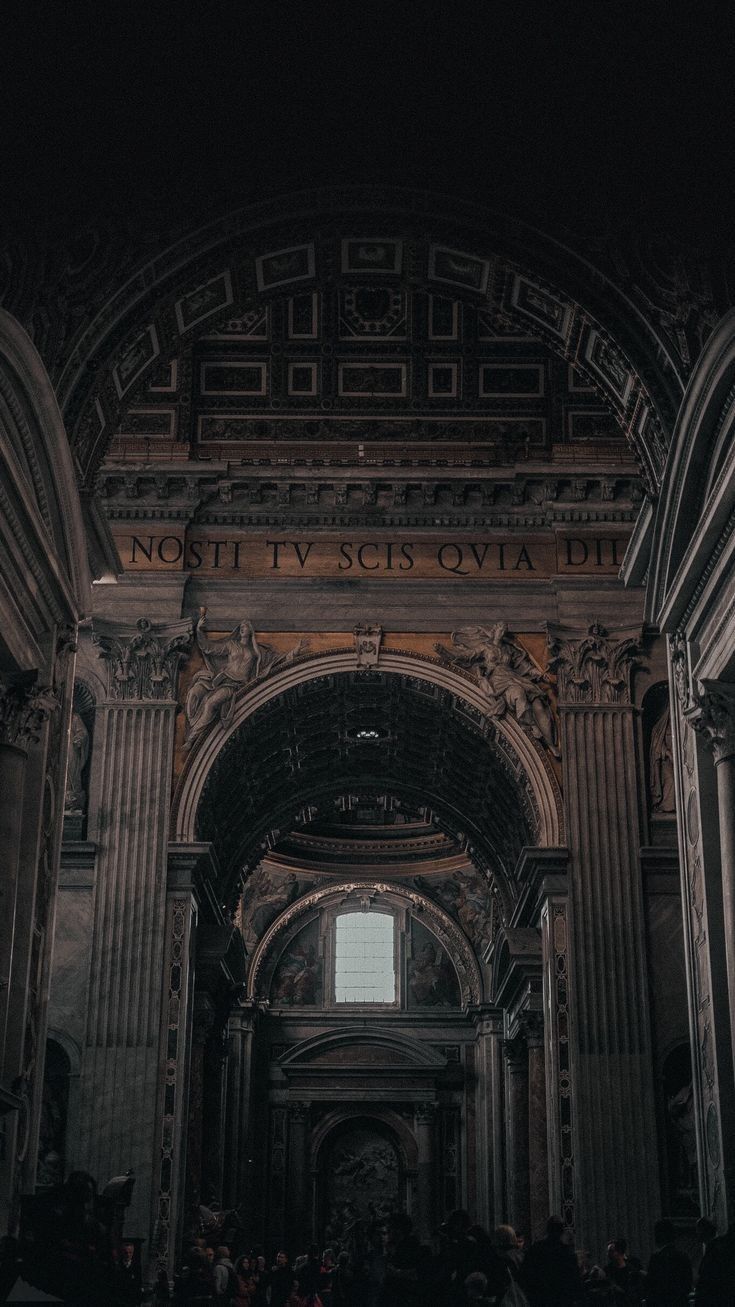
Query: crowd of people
[{"left": 168, "top": 1210, "right": 735, "bottom": 1306}]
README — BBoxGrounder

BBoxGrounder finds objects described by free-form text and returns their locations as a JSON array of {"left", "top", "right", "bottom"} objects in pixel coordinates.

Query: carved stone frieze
[
  {"left": 92, "top": 617, "right": 193, "bottom": 702},
  {"left": 547, "top": 622, "right": 642, "bottom": 706},
  {"left": 686, "top": 680, "right": 735, "bottom": 764},
  {"left": 0, "top": 675, "right": 58, "bottom": 750},
  {"left": 97, "top": 469, "right": 643, "bottom": 529}
]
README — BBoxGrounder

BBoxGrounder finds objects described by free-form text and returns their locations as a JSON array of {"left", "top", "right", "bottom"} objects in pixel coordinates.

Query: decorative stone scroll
[
  {"left": 354, "top": 622, "right": 383, "bottom": 669},
  {"left": 435, "top": 623, "right": 559, "bottom": 756},
  {"left": 547, "top": 621, "right": 642, "bottom": 705},
  {"left": 184, "top": 608, "right": 307, "bottom": 748},
  {"left": 92, "top": 616, "right": 193, "bottom": 702},
  {"left": 0, "top": 675, "right": 57, "bottom": 750}
]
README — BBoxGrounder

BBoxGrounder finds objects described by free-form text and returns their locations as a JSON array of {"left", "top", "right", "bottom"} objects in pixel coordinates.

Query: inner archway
[
  {"left": 177, "top": 656, "right": 563, "bottom": 913},
  {"left": 318, "top": 1116, "right": 405, "bottom": 1247},
  {"left": 174, "top": 655, "right": 554, "bottom": 1250}
]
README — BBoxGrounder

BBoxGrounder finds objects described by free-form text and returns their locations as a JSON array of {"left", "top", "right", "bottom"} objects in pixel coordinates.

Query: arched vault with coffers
[
  {"left": 43, "top": 187, "right": 699, "bottom": 517},
  {"left": 172, "top": 649, "right": 564, "bottom": 915}
]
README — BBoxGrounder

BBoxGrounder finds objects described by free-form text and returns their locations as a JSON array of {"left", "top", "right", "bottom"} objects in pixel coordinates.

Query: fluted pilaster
[
  {"left": 76, "top": 618, "right": 191, "bottom": 1256},
  {"left": 547, "top": 623, "right": 660, "bottom": 1260}
]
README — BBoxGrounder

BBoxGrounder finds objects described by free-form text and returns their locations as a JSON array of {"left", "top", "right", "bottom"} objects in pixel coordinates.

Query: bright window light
[{"left": 334, "top": 911, "right": 395, "bottom": 1003}]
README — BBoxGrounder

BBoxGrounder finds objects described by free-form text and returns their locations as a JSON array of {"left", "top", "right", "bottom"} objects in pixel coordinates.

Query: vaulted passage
[{"left": 195, "top": 671, "right": 538, "bottom": 902}]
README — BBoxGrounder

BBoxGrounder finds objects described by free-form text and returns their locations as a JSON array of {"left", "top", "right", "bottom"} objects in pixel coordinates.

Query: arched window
[{"left": 334, "top": 911, "right": 396, "bottom": 1004}]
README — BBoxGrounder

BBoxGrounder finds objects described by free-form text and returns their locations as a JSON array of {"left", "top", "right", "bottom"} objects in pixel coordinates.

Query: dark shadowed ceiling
[{"left": 2, "top": 4, "right": 734, "bottom": 249}]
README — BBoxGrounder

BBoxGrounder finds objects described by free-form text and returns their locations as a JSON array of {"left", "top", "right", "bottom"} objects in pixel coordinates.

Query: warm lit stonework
[{"left": 0, "top": 189, "right": 734, "bottom": 1295}]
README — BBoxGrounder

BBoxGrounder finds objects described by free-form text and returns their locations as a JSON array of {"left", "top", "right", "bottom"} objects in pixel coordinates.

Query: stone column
[
  {"left": 287, "top": 1102, "right": 310, "bottom": 1246},
  {"left": 186, "top": 996, "right": 216, "bottom": 1209},
  {"left": 540, "top": 885, "right": 575, "bottom": 1230},
  {"left": 0, "top": 677, "right": 56, "bottom": 1080},
  {"left": 688, "top": 682, "right": 735, "bottom": 1070},
  {"left": 201, "top": 1027, "right": 228, "bottom": 1208},
  {"left": 224, "top": 1001, "right": 260, "bottom": 1209},
  {"left": 523, "top": 1014, "right": 549, "bottom": 1241},
  {"left": 667, "top": 643, "right": 735, "bottom": 1227},
  {"left": 471, "top": 1005, "right": 504, "bottom": 1229},
  {"left": 75, "top": 618, "right": 192, "bottom": 1253},
  {"left": 150, "top": 891, "right": 197, "bottom": 1271},
  {"left": 414, "top": 1102, "right": 436, "bottom": 1240},
  {"left": 504, "top": 1036, "right": 530, "bottom": 1237},
  {"left": 548, "top": 623, "right": 660, "bottom": 1260},
  {"left": 0, "top": 675, "right": 58, "bottom": 1230}
]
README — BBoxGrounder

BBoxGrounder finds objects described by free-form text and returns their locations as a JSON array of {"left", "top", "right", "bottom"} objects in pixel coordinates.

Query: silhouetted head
[
  {"left": 448, "top": 1209, "right": 471, "bottom": 1237},
  {"left": 546, "top": 1215, "right": 565, "bottom": 1239},
  {"left": 388, "top": 1212, "right": 413, "bottom": 1240},
  {"left": 654, "top": 1219, "right": 677, "bottom": 1247}
]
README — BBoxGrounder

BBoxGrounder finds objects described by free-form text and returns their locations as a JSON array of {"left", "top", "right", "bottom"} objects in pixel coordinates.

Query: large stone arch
[
  {"left": 308, "top": 1101, "right": 420, "bottom": 1176},
  {"left": 51, "top": 188, "right": 682, "bottom": 495},
  {"left": 648, "top": 307, "right": 735, "bottom": 632},
  {"left": 172, "top": 649, "right": 564, "bottom": 870},
  {"left": 0, "top": 308, "right": 88, "bottom": 1233},
  {"left": 0, "top": 307, "right": 88, "bottom": 670}
]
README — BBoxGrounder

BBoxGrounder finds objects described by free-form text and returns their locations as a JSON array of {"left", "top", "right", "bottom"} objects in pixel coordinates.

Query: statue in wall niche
[
  {"left": 650, "top": 705, "right": 676, "bottom": 813},
  {"left": 436, "top": 623, "right": 560, "bottom": 757},
  {"left": 64, "top": 711, "right": 89, "bottom": 813},
  {"left": 184, "top": 608, "right": 308, "bottom": 747}
]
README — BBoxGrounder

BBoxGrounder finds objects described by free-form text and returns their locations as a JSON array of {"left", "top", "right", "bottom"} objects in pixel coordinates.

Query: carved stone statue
[
  {"left": 184, "top": 609, "right": 307, "bottom": 748},
  {"left": 436, "top": 623, "right": 560, "bottom": 756},
  {"left": 650, "top": 704, "right": 676, "bottom": 813},
  {"left": 64, "top": 711, "right": 90, "bottom": 813}
]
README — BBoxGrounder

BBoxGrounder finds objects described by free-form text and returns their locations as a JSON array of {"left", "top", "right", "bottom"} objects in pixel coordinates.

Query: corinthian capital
[
  {"left": 685, "top": 680, "right": 735, "bottom": 764},
  {"left": 547, "top": 622, "right": 642, "bottom": 706},
  {"left": 0, "top": 674, "right": 58, "bottom": 750},
  {"left": 92, "top": 617, "right": 193, "bottom": 702}
]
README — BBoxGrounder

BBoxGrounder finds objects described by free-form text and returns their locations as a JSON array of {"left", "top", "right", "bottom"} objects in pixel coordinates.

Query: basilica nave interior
[{"left": 0, "top": 183, "right": 734, "bottom": 1296}]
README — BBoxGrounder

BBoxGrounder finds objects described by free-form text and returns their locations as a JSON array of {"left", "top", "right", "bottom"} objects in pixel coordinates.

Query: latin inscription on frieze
[{"left": 113, "top": 530, "right": 629, "bottom": 578}]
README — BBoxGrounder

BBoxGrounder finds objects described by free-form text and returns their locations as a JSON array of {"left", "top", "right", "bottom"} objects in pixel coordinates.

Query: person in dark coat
[
  {"left": 695, "top": 1224, "right": 735, "bottom": 1307},
  {"left": 520, "top": 1215, "right": 582, "bottom": 1307},
  {"left": 645, "top": 1219, "right": 692, "bottom": 1307},
  {"left": 379, "top": 1213, "right": 424, "bottom": 1306},
  {"left": 270, "top": 1251, "right": 294, "bottom": 1307}
]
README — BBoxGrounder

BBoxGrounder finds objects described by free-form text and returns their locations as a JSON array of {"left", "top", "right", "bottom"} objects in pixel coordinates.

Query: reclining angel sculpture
[
  {"left": 436, "top": 622, "right": 560, "bottom": 757},
  {"left": 184, "top": 608, "right": 307, "bottom": 748}
]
